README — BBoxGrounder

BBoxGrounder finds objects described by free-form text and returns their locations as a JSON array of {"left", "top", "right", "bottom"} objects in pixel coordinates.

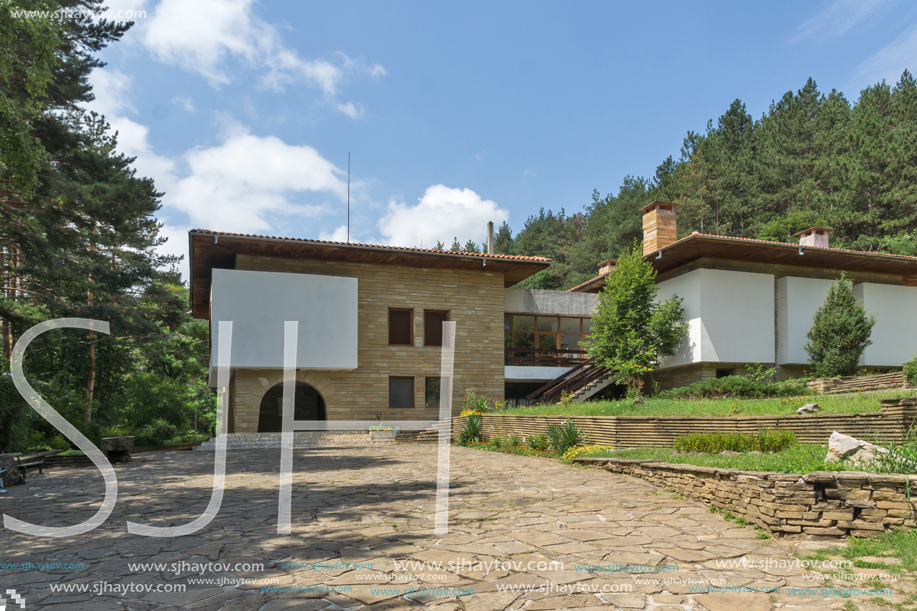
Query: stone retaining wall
[
  {"left": 454, "top": 398, "right": 917, "bottom": 448},
  {"left": 575, "top": 457, "right": 917, "bottom": 539},
  {"left": 806, "top": 372, "right": 908, "bottom": 394},
  {"left": 194, "top": 431, "right": 374, "bottom": 450}
]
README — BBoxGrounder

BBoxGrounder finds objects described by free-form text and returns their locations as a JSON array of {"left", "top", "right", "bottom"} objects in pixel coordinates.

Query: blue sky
[{"left": 90, "top": 0, "right": 917, "bottom": 272}]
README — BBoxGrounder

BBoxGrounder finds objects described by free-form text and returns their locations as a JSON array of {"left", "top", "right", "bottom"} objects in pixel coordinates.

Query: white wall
[
  {"left": 657, "top": 269, "right": 774, "bottom": 368},
  {"left": 855, "top": 283, "right": 917, "bottom": 367},
  {"left": 505, "top": 366, "right": 572, "bottom": 382},
  {"left": 210, "top": 269, "right": 358, "bottom": 371},
  {"left": 504, "top": 288, "right": 598, "bottom": 316},
  {"left": 777, "top": 276, "right": 832, "bottom": 365}
]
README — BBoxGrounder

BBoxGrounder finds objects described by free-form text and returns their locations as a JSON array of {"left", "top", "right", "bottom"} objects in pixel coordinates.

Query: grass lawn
[
  {"left": 570, "top": 444, "right": 850, "bottom": 474},
  {"left": 494, "top": 389, "right": 916, "bottom": 418}
]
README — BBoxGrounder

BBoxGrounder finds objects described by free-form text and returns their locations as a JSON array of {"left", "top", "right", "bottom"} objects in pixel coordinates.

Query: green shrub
[
  {"left": 136, "top": 419, "right": 178, "bottom": 446},
  {"left": 805, "top": 275, "right": 876, "bottom": 377},
  {"left": 47, "top": 434, "right": 71, "bottom": 451},
  {"left": 546, "top": 420, "right": 583, "bottom": 455},
  {"left": 659, "top": 376, "right": 806, "bottom": 400},
  {"left": 462, "top": 388, "right": 491, "bottom": 413},
  {"left": 674, "top": 429, "right": 796, "bottom": 454},
  {"left": 904, "top": 356, "right": 917, "bottom": 386},
  {"left": 458, "top": 414, "right": 484, "bottom": 445},
  {"left": 507, "top": 433, "right": 521, "bottom": 448},
  {"left": 527, "top": 433, "right": 549, "bottom": 451}
]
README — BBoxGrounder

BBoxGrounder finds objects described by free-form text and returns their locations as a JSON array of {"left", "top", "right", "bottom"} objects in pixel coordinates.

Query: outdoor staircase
[
  {"left": 525, "top": 358, "right": 618, "bottom": 405},
  {"left": 400, "top": 421, "right": 450, "bottom": 444}
]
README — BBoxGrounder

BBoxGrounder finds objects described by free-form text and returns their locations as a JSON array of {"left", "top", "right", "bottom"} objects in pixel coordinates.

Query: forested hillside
[
  {"left": 0, "top": 1, "right": 213, "bottom": 452},
  {"left": 490, "top": 74, "right": 917, "bottom": 290}
]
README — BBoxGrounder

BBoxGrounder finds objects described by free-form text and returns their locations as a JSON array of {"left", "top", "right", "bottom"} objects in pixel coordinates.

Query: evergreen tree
[
  {"left": 493, "top": 221, "right": 513, "bottom": 254},
  {"left": 462, "top": 239, "right": 480, "bottom": 253},
  {"left": 805, "top": 276, "right": 876, "bottom": 377}
]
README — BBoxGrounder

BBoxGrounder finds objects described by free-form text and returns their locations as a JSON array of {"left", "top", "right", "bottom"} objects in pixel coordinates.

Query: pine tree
[
  {"left": 493, "top": 221, "right": 513, "bottom": 254},
  {"left": 805, "top": 276, "right": 876, "bottom": 377}
]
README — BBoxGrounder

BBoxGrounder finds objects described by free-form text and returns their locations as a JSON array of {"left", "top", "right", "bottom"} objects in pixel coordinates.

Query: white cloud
[
  {"left": 138, "top": 0, "right": 383, "bottom": 116},
  {"left": 377, "top": 185, "right": 509, "bottom": 249},
  {"left": 851, "top": 23, "right": 917, "bottom": 90},
  {"left": 169, "top": 122, "right": 347, "bottom": 232},
  {"left": 85, "top": 68, "right": 351, "bottom": 271},
  {"left": 155, "top": 222, "right": 192, "bottom": 268},
  {"left": 523, "top": 168, "right": 535, "bottom": 177},
  {"left": 791, "top": 0, "right": 891, "bottom": 44},
  {"left": 171, "top": 95, "right": 195, "bottom": 112},
  {"left": 86, "top": 68, "right": 177, "bottom": 189},
  {"left": 319, "top": 225, "right": 351, "bottom": 242},
  {"left": 336, "top": 102, "right": 363, "bottom": 119}
]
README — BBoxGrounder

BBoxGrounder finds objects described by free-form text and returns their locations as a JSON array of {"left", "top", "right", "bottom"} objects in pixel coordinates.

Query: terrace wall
[
  {"left": 453, "top": 398, "right": 917, "bottom": 447},
  {"left": 575, "top": 457, "right": 917, "bottom": 539}
]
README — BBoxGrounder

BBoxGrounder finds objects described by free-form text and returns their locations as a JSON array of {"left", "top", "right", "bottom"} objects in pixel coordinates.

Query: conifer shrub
[{"left": 805, "top": 275, "right": 876, "bottom": 377}]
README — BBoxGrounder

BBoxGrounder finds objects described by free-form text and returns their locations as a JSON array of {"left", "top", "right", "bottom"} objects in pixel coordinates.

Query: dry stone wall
[
  {"left": 455, "top": 398, "right": 917, "bottom": 447},
  {"left": 576, "top": 457, "right": 917, "bottom": 539}
]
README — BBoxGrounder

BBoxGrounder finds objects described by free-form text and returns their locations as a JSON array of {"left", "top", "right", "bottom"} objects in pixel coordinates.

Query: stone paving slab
[{"left": 0, "top": 445, "right": 897, "bottom": 609}]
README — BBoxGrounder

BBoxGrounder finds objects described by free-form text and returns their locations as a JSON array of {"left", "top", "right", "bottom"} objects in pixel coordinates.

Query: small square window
[
  {"left": 389, "top": 309, "right": 412, "bottom": 345},
  {"left": 716, "top": 368, "right": 735, "bottom": 379},
  {"left": 389, "top": 377, "right": 414, "bottom": 408},
  {"left": 425, "top": 377, "right": 441, "bottom": 408},
  {"left": 424, "top": 311, "right": 449, "bottom": 346}
]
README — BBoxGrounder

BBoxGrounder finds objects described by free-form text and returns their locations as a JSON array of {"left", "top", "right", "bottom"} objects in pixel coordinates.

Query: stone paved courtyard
[{"left": 0, "top": 445, "right": 898, "bottom": 610}]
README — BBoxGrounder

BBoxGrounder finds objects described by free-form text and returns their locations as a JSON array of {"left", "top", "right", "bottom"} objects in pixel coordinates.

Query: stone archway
[{"left": 257, "top": 382, "right": 326, "bottom": 433}]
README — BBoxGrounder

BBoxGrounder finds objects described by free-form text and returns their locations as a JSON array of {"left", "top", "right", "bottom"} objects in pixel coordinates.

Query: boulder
[
  {"left": 101, "top": 436, "right": 134, "bottom": 463},
  {"left": 797, "top": 403, "right": 820, "bottom": 414},
  {"left": 0, "top": 453, "right": 22, "bottom": 488},
  {"left": 825, "top": 431, "right": 889, "bottom": 466}
]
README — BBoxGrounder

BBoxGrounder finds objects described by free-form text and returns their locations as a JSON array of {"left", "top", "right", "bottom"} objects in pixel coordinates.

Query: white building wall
[
  {"left": 656, "top": 270, "right": 702, "bottom": 367},
  {"left": 210, "top": 269, "right": 358, "bottom": 371},
  {"left": 855, "top": 283, "right": 917, "bottom": 367},
  {"left": 504, "top": 288, "right": 598, "bottom": 316},
  {"left": 776, "top": 276, "right": 833, "bottom": 365},
  {"left": 504, "top": 366, "right": 572, "bottom": 382},
  {"left": 657, "top": 269, "right": 774, "bottom": 368}
]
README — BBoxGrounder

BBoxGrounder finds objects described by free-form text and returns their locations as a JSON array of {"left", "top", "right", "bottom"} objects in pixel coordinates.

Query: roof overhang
[
  {"left": 568, "top": 233, "right": 917, "bottom": 293},
  {"left": 189, "top": 230, "right": 552, "bottom": 319}
]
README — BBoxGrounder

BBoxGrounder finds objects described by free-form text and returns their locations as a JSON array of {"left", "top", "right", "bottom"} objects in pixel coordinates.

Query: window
[
  {"left": 425, "top": 377, "right": 441, "bottom": 408},
  {"left": 716, "top": 368, "right": 735, "bottom": 379},
  {"left": 389, "top": 376, "right": 414, "bottom": 408},
  {"left": 504, "top": 314, "right": 593, "bottom": 365},
  {"left": 424, "top": 311, "right": 449, "bottom": 346},
  {"left": 389, "top": 309, "right": 413, "bottom": 345}
]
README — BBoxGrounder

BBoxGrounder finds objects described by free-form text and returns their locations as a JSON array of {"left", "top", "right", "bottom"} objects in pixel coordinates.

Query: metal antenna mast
[{"left": 347, "top": 152, "right": 351, "bottom": 243}]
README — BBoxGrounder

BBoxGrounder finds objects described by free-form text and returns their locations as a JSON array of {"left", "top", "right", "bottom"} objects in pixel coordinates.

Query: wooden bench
[{"left": 16, "top": 450, "right": 59, "bottom": 480}]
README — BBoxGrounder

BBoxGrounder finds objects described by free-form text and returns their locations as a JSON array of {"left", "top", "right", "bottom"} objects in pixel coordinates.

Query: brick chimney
[
  {"left": 598, "top": 259, "right": 615, "bottom": 275},
  {"left": 641, "top": 201, "right": 678, "bottom": 256},
  {"left": 795, "top": 227, "right": 831, "bottom": 248}
]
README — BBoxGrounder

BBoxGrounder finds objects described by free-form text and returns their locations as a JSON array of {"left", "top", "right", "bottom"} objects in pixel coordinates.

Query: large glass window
[
  {"left": 389, "top": 309, "right": 412, "bottom": 345},
  {"left": 389, "top": 376, "right": 414, "bottom": 408},
  {"left": 504, "top": 314, "right": 592, "bottom": 365}
]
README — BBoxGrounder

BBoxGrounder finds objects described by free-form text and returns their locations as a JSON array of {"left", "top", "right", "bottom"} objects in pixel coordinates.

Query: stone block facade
[
  {"left": 577, "top": 457, "right": 917, "bottom": 539},
  {"left": 228, "top": 255, "right": 505, "bottom": 432}
]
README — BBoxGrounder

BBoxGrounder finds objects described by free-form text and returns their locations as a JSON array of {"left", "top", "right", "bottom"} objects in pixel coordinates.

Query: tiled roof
[
  {"left": 683, "top": 232, "right": 917, "bottom": 261},
  {"left": 566, "top": 232, "right": 917, "bottom": 292},
  {"left": 190, "top": 229, "right": 551, "bottom": 262}
]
